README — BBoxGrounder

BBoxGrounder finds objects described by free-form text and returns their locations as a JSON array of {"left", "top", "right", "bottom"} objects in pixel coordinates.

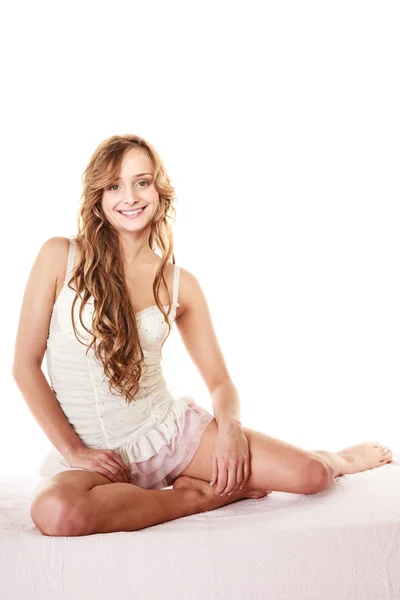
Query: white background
[{"left": 1, "top": 1, "right": 399, "bottom": 477}]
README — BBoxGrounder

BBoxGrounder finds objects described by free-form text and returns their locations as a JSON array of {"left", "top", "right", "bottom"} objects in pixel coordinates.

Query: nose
[{"left": 122, "top": 185, "right": 142, "bottom": 206}]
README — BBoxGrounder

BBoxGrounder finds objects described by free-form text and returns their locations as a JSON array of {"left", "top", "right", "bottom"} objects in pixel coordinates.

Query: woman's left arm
[{"left": 175, "top": 268, "right": 250, "bottom": 495}]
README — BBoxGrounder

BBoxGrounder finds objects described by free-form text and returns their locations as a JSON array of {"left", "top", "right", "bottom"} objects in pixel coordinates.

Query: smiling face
[{"left": 101, "top": 148, "right": 159, "bottom": 232}]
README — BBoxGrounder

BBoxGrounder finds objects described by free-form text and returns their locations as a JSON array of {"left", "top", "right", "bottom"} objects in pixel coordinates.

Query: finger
[
  {"left": 107, "top": 460, "right": 127, "bottom": 483},
  {"left": 221, "top": 463, "right": 238, "bottom": 496},
  {"left": 214, "top": 462, "right": 228, "bottom": 495},
  {"left": 118, "top": 459, "right": 131, "bottom": 483},
  {"left": 241, "top": 459, "right": 250, "bottom": 489},
  {"left": 113, "top": 453, "right": 131, "bottom": 483},
  {"left": 210, "top": 453, "right": 218, "bottom": 487},
  {"left": 111, "top": 460, "right": 128, "bottom": 483},
  {"left": 228, "top": 462, "right": 244, "bottom": 495},
  {"left": 103, "top": 453, "right": 124, "bottom": 482},
  {"left": 118, "top": 457, "right": 131, "bottom": 483},
  {"left": 97, "top": 466, "right": 118, "bottom": 483}
]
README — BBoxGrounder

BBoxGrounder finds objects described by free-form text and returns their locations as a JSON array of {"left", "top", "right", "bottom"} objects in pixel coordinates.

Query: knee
[
  {"left": 31, "top": 491, "right": 88, "bottom": 537},
  {"left": 297, "top": 455, "right": 334, "bottom": 495}
]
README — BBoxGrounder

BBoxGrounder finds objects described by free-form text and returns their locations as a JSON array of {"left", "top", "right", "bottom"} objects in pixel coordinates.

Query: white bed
[{"left": 1, "top": 456, "right": 400, "bottom": 600}]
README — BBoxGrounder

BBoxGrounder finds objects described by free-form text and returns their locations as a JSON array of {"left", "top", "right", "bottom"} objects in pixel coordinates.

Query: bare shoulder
[
  {"left": 175, "top": 266, "right": 210, "bottom": 322},
  {"left": 43, "top": 236, "right": 71, "bottom": 286},
  {"left": 42, "top": 236, "right": 72, "bottom": 289},
  {"left": 12, "top": 236, "right": 71, "bottom": 373}
]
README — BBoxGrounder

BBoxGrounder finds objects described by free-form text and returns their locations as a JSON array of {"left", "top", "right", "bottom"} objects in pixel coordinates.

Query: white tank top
[{"left": 40, "top": 236, "right": 194, "bottom": 473}]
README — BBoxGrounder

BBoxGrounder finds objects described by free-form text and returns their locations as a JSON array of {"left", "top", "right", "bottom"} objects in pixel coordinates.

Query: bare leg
[
  {"left": 60, "top": 479, "right": 268, "bottom": 537},
  {"left": 310, "top": 450, "right": 354, "bottom": 477},
  {"left": 311, "top": 442, "right": 393, "bottom": 478}
]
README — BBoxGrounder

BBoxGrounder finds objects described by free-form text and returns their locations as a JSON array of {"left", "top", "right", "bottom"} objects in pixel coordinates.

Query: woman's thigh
[
  {"left": 178, "top": 419, "right": 327, "bottom": 494},
  {"left": 31, "top": 470, "right": 113, "bottom": 534}
]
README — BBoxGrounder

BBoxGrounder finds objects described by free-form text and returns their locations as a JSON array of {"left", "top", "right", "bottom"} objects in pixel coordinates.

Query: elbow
[
  {"left": 12, "top": 363, "right": 35, "bottom": 379},
  {"left": 12, "top": 361, "right": 42, "bottom": 379},
  {"left": 12, "top": 365, "right": 23, "bottom": 379}
]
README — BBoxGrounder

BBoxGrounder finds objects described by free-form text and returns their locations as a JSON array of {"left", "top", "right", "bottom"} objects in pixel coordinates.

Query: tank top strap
[
  {"left": 65, "top": 237, "right": 76, "bottom": 285},
  {"left": 172, "top": 264, "right": 180, "bottom": 310}
]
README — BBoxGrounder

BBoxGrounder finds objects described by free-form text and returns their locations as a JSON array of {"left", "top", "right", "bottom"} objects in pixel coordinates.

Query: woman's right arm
[
  {"left": 12, "top": 237, "right": 85, "bottom": 462},
  {"left": 13, "top": 364, "right": 85, "bottom": 461}
]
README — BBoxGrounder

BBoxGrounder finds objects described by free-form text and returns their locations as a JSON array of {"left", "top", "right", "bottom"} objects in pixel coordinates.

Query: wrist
[
  {"left": 218, "top": 416, "right": 242, "bottom": 428},
  {"left": 62, "top": 443, "right": 85, "bottom": 461}
]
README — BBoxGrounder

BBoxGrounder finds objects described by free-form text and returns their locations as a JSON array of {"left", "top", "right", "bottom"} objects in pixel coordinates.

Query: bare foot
[
  {"left": 337, "top": 442, "right": 393, "bottom": 475},
  {"left": 173, "top": 475, "right": 271, "bottom": 505}
]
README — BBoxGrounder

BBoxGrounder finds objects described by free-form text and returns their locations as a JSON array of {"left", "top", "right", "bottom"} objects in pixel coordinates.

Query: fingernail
[{"left": 210, "top": 479, "right": 214, "bottom": 486}]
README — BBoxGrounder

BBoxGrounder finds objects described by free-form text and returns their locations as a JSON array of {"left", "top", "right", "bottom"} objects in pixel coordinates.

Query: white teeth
[{"left": 120, "top": 208, "right": 144, "bottom": 216}]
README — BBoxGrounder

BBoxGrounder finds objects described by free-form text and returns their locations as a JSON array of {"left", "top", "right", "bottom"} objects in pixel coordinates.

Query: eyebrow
[{"left": 115, "top": 172, "right": 153, "bottom": 181}]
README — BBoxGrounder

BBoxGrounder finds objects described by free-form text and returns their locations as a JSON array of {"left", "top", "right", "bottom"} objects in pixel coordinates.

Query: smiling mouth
[{"left": 118, "top": 207, "right": 147, "bottom": 217}]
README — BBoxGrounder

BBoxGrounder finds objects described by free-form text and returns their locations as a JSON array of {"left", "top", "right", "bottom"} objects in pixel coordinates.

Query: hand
[
  {"left": 210, "top": 421, "right": 250, "bottom": 496},
  {"left": 65, "top": 446, "right": 132, "bottom": 484}
]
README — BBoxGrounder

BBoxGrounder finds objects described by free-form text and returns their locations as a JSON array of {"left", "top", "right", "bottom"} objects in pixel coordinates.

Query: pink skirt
[
  {"left": 131, "top": 400, "right": 215, "bottom": 490},
  {"left": 36, "top": 400, "right": 215, "bottom": 492}
]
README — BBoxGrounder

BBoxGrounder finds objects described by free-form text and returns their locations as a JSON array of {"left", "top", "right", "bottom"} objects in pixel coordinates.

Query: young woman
[{"left": 13, "top": 134, "right": 393, "bottom": 537}]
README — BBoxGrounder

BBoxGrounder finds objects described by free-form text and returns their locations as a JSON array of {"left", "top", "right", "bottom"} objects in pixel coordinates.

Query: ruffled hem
[
  {"left": 120, "top": 399, "right": 215, "bottom": 489},
  {"left": 37, "top": 398, "right": 215, "bottom": 490}
]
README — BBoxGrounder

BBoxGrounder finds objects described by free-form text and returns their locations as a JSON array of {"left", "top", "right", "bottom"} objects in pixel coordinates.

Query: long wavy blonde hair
[{"left": 68, "top": 134, "right": 178, "bottom": 404}]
